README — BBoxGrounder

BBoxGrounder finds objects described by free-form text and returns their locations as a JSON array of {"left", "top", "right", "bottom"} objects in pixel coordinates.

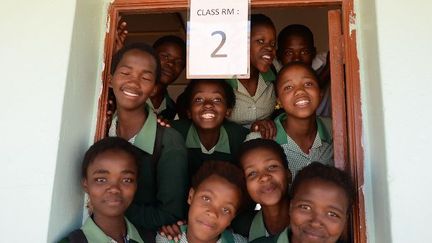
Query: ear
[
  {"left": 225, "top": 108, "right": 232, "bottom": 118},
  {"left": 186, "top": 109, "right": 192, "bottom": 119},
  {"left": 286, "top": 169, "right": 293, "bottom": 185},
  {"left": 108, "top": 75, "right": 113, "bottom": 88},
  {"left": 187, "top": 188, "right": 195, "bottom": 205},
  {"left": 82, "top": 178, "right": 89, "bottom": 193}
]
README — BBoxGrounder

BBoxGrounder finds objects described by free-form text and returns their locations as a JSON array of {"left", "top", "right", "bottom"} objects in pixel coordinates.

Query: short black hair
[
  {"left": 290, "top": 162, "right": 356, "bottom": 211},
  {"left": 191, "top": 161, "right": 247, "bottom": 212},
  {"left": 183, "top": 79, "right": 236, "bottom": 109},
  {"left": 81, "top": 137, "right": 140, "bottom": 179},
  {"left": 276, "top": 61, "right": 322, "bottom": 92},
  {"left": 111, "top": 42, "right": 161, "bottom": 83},
  {"left": 237, "top": 138, "right": 289, "bottom": 169},
  {"left": 153, "top": 35, "right": 186, "bottom": 61},
  {"left": 251, "top": 14, "right": 275, "bottom": 30},
  {"left": 277, "top": 24, "right": 315, "bottom": 50}
]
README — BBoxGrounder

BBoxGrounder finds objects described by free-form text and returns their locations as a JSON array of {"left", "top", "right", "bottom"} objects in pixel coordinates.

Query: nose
[
  {"left": 107, "top": 181, "right": 121, "bottom": 194},
  {"left": 206, "top": 206, "right": 218, "bottom": 218},
  {"left": 309, "top": 212, "right": 324, "bottom": 228},
  {"left": 294, "top": 86, "right": 306, "bottom": 96},
  {"left": 293, "top": 51, "right": 301, "bottom": 62},
  {"left": 203, "top": 99, "right": 214, "bottom": 108},
  {"left": 258, "top": 172, "right": 271, "bottom": 182}
]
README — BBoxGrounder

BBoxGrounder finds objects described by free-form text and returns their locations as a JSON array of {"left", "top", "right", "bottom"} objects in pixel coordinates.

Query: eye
[
  {"left": 201, "top": 195, "right": 210, "bottom": 203},
  {"left": 300, "top": 49, "right": 311, "bottom": 55},
  {"left": 257, "top": 39, "right": 264, "bottom": 45},
  {"left": 298, "top": 204, "right": 311, "bottom": 211},
  {"left": 284, "top": 50, "right": 294, "bottom": 56},
  {"left": 174, "top": 59, "right": 184, "bottom": 66},
  {"left": 212, "top": 97, "right": 222, "bottom": 103},
  {"left": 327, "top": 211, "right": 341, "bottom": 218},
  {"left": 194, "top": 97, "right": 204, "bottom": 103},
  {"left": 246, "top": 171, "right": 257, "bottom": 179},
  {"left": 120, "top": 71, "right": 129, "bottom": 76},
  {"left": 283, "top": 85, "right": 293, "bottom": 91},
  {"left": 270, "top": 42, "right": 276, "bottom": 48},
  {"left": 268, "top": 164, "right": 279, "bottom": 171},
  {"left": 222, "top": 207, "right": 231, "bottom": 215},
  {"left": 95, "top": 178, "right": 107, "bottom": 183},
  {"left": 159, "top": 53, "right": 169, "bottom": 60},
  {"left": 122, "top": 178, "right": 135, "bottom": 183}
]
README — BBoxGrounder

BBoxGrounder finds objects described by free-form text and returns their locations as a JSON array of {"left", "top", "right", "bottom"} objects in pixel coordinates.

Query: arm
[
  {"left": 127, "top": 129, "right": 189, "bottom": 230},
  {"left": 250, "top": 119, "right": 276, "bottom": 139}
]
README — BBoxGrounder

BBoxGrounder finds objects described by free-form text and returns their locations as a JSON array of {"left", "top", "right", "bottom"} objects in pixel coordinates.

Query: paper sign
[{"left": 187, "top": 0, "right": 250, "bottom": 79}]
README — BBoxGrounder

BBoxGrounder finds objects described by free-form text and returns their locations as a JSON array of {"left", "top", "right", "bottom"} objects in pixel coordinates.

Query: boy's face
[
  {"left": 276, "top": 65, "right": 322, "bottom": 120},
  {"left": 278, "top": 35, "right": 316, "bottom": 66},
  {"left": 187, "top": 175, "right": 240, "bottom": 243},
  {"left": 241, "top": 147, "right": 290, "bottom": 206},
  {"left": 187, "top": 81, "right": 231, "bottom": 131},
  {"left": 82, "top": 150, "right": 138, "bottom": 218},
  {"left": 156, "top": 42, "right": 185, "bottom": 86},
  {"left": 250, "top": 24, "right": 276, "bottom": 73},
  {"left": 290, "top": 179, "right": 348, "bottom": 243},
  {"left": 110, "top": 49, "right": 157, "bottom": 111}
]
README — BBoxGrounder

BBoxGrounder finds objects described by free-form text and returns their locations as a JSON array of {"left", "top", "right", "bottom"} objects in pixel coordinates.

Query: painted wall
[
  {"left": 357, "top": 0, "right": 432, "bottom": 242},
  {"left": 0, "top": 0, "right": 107, "bottom": 241}
]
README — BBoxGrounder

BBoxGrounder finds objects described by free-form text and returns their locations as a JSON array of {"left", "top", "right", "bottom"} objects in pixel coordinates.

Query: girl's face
[
  {"left": 187, "top": 175, "right": 240, "bottom": 243},
  {"left": 110, "top": 49, "right": 157, "bottom": 111},
  {"left": 290, "top": 179, "right": 349, "bottom": 243},
  {"left": 241, "top": 147, "right": 290, "bottom": 206},
  {"left": 276, "top": 65, "right": 322, "bottom": 119},
  {"left": 250, "top": 24, "right": 276, "bottom": 73},
  {"left": 187, "top": 81, "right": 231, "bottom": 131},
  {"left": 156, "top": 42, "right": 185, "bottom": 86},
  {"left": 278, "top": 35, "right": 315, "bottom": 66},
  {"left": 82, "top": 150, "right": 138, "bottom": 219}
]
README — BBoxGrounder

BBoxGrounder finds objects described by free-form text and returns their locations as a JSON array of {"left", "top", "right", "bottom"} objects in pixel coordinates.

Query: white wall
[
  {"left": 0, "top": 0, "right": 107, "bottom": 241},
  {"left": 357, "top": 0, "right": 432, "bottom": 242}
]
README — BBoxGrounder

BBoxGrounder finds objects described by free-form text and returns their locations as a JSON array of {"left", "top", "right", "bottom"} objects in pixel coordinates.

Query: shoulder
[
  {"left": 160, "top": 126, "right": 187, "bottom": 147},
  {"left": 232, "top": 232, "right": 248, "bottom": 243},
  {"left": 317, "top": 116, "right": 333, "bottom": 137},
  {"left": 170, "top": 119, "right": 192, "bottom": 139}
]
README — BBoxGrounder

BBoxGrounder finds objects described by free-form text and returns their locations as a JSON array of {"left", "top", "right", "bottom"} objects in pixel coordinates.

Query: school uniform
[
  {"left": 171, "top": 119, "right": 249, "bottom": 177},
  {"left": 225, "top": 70, "right": 277, "bottom": 128},
  {"left": 273, "top": 52, "right": 332, "bottom": 118},
  {"left": 246, "top": 113, "right": 333, "bottom": 177},
  {"left": 147, "top": 93, "right": 177, "bottom": 120},
  {"left": 109, "top": 105, "right": 189, "bottom": 233},
  {"left": 155, "top": 225, "right": 247, "bottom": 243},
  {"left": 250, "top": 227, "right": 347, "bottom": 243},
  {"left": 58, "top": 216, "right": 144, "bottom": 243}
]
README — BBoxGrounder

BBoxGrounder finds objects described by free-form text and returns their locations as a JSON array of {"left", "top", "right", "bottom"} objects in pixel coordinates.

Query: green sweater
[{"left": 171, "top": 119, "right": 249, "bottom": 178}]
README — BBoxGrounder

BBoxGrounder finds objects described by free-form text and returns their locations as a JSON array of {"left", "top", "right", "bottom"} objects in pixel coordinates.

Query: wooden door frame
[{"left": 95, "top": 0, "right": 365, "bottom": 242}]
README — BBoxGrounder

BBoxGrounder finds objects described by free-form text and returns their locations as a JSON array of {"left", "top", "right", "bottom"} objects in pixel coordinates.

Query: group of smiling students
[{"left": 59, "top": 14, "right": 355, "bottom": 243}]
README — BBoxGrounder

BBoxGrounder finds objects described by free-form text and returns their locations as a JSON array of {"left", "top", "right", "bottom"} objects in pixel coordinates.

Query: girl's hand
[
  {"left": 159, "top": 220, "right": 186, "bottom": 242},
  {"left": 251, "top": 119, "right": 276, "bottom": 139},
  {"left": 115, "top": 20, "right": 128, "bottom": 53},
  {"left": 157, "top": 116, "right": 171, "bottom": 128}
]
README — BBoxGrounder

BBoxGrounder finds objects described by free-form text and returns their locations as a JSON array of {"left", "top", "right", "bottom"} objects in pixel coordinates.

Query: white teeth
[
  {"left": 262, "top": 55, "right": 271, "bottom": 60},
  {"left": 295, "top": 100, "right": 310, "bottom": 106},
  {"left": 202, "top": 113, "right": 215, "bottom": 119},
  {"left": 123, "top": 90, "right": 139, "bottom": 97}
]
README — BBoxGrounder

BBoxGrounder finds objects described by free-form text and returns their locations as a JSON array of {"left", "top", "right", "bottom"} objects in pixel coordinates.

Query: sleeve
[
  {"left": 127, "top": 128, "right": 189, "bottom": 230},
  {"left": 155, "top": 233, "right": 173, "bottom": 243},
  {"left": 244, "top": 131, "right": 262, "bottom": 142},
  {"left": 233, "top": 233, "right": 248, "bottom": 243}
]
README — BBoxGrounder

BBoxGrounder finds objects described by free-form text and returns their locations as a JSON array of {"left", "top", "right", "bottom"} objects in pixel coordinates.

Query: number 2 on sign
[{"left": 210, "top": 31, "right": 228, "bottom": 58}]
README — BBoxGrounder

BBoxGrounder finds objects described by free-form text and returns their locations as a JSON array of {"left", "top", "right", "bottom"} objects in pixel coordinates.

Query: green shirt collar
[
  {"left": 81, "top": 216, "right": 144, "bottom": 243},
  {"left": 133, "top": 104, "right": 157, "bottom": 154},
  {"left": 185, "top": 125, "right": 230, "bottom": 154},
  {"left": 274, "top": 114, "right": 331, "bottom": 145},
  {"left": 276, "top": 228, "right": 289, "bottom": 243},
  {"left": 226, "top": 69, "right": 276, "bottom": 90},
  {"left": 249, "top": 210, "right": 267, "bottom": 241},
  {"left": 180, "top": 225, "right": 234, "bottom": 243}
]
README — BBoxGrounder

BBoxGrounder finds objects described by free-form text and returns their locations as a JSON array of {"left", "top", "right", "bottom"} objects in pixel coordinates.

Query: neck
[
  {"left": 283, "top": 115, "right": 317, "bottom": 154},
  {"left": 261, "top": 197, "right": 290, "bottom": 236},
  {"left": 93, "top": 214, "right": 127, "bottom": 243},
  {"left": 239, "top": 67, "right": 259, "bottom": 96},
  {"left": 150, "top": 87, "right": 167, "bottom": 109},
  {"left": 186, "top": 229, "right": 219, "bottom": 243},
  {"left": 116, "top": 106, "right": 147, "bottom": 141},
  {"left": 196, "top": 127, "right": 221, "bottom": 150}
]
